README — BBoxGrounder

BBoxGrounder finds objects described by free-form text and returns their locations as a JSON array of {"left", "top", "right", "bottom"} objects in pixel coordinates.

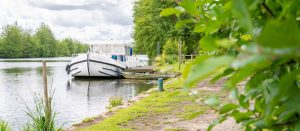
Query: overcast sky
[{"left": 0, "top": 0, "right": 135, "bottom": 44}]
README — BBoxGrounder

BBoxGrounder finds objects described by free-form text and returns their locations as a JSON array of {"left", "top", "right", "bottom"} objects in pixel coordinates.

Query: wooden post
[
  {"left": 42, "top": 61, "right": 50, "bottom": 125},
  {"left": 178, "top": 40, "right": 182, "bottom": 70}
]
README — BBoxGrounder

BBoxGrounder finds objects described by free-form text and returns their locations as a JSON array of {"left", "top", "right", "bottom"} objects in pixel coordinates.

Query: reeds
[
  {"left": 0, "top": 120, "right": 11, "bottom": 131},
  {"left": 22, "top": 94, "right": 62, "bottom": 131}
]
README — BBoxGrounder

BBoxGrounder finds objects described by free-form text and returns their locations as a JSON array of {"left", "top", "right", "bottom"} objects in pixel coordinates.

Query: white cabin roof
[{"left": 90, "top": 40, "right": 133, "bottom": 55}]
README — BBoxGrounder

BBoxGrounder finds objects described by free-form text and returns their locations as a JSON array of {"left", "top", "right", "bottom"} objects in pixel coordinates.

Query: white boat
[{"left": 66, "top": 41, "right": 147, "bottom": 77}]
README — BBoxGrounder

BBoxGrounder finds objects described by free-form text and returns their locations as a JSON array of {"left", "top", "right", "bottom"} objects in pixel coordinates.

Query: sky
[{"left": 0, "top": 0, "right": 135, "bottom": 44}]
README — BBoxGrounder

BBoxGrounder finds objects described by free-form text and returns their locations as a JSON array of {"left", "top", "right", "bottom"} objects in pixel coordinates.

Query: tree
[
  {"left": 133, "top": 0, "right": 178, "bottom": 58},
  {"left": 0, "top": 23, "right": 23, "bottom": 58},
  {"left": 56, "top": 41, "right": 70, "bottom": 56},
  {"left": 162, "top": 0, "right": 300, "bottom": 130},
  {"left": 35, "top": 23, "right": 57, "bottom": 57},
  {"left": 22, "top": 30, "right": 39, "bottom": 57}
]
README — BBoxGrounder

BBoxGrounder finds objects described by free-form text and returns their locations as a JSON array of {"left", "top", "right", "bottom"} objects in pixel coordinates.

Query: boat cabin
[{"left": 90, "top": 41, "right": 133, "bottom": 62}]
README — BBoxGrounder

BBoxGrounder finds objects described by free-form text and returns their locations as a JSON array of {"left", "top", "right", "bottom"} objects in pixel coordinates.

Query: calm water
[{"left": 0, "top": 59, "right": 154, "bottom": 130}]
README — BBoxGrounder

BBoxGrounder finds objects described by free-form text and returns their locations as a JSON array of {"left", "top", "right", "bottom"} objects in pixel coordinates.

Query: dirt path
[{"left": 124, "top": 79, "right": 241, "bottom": 131}]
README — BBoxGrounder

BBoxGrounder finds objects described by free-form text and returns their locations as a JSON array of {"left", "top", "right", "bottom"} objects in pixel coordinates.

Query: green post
[{"left": 158, "top": 78, "right": 164, "bottom": 92}]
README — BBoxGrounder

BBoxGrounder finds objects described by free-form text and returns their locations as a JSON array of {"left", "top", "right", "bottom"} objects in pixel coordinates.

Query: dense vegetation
[
  {"left": 133, "top": 0, "right": 201, "bottom": 59},
  {"left": 0, "top": 23, "right": 88, "bottom": 58},
  {"left": 161, "top": 0, "right": 300, "bottom": 130}
]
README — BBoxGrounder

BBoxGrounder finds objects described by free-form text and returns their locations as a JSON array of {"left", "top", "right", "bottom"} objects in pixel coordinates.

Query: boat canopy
[{"left": 90, "top": 41, "right": 133, "bottom": 56}]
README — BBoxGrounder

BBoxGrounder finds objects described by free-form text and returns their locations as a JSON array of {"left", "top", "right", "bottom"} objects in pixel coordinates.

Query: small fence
[{"left": 181, "top": 54, "right": 198, "bottom": 63}]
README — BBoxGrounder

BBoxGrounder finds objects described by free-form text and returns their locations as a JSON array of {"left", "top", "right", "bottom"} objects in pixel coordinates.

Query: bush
[{"left": 161, "top": 39, "right": 186, "bottom": 64}]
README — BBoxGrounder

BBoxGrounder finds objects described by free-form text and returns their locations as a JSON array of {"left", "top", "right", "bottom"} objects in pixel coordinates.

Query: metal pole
[
  {"left": 157, "top": 41, "right": 161, "bottom": 56},
  {"left": 158, "top": 78, "right": 164, "bottom": 92}
]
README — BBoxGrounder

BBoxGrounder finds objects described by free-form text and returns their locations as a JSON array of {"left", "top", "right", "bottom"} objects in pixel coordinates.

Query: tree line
[{"left": 0, "top": 23, "right": 89, "bottom": 58}]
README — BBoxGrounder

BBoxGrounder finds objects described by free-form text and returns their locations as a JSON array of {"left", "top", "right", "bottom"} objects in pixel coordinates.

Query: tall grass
[
  {"left": 0, "top": 120, "right": 11, "bottom": 131},
  {"left": 106, "top": 96, "right": 123, "bottom": 109},
  {"left": 22, "top": 94, "right": 63, "bottom": 131}
]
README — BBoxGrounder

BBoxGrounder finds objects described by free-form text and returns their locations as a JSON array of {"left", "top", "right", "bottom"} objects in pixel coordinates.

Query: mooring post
[
  {"left": 42, "top": 61, "right": 50, "bottom": 124},
  {"left": 158, "top": 78, "right": 164, "bottom": 92}
]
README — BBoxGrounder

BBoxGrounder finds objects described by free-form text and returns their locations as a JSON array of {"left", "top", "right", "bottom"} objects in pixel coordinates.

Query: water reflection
[
  {"left": 67, "top": 79, "right": 153, "bottom": 100},
  {"left": 3, "top": 68, "right": 31, "bottom": 75}
]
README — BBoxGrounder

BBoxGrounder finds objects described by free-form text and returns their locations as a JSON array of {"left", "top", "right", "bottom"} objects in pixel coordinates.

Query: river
[{"left": 0, "top": 58, "right": 154, "bottom": 130}]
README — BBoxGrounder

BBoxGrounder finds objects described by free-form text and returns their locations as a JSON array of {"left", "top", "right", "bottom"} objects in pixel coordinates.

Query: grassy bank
[
  {"left": 79, "top": 79, "right": 209, "bottom": 131},
  {"left": 76, "top": 76, "right": 218, "bottom": 131},
  {"left": 71, "top": 61, "right": 234, "bottom": 131}
]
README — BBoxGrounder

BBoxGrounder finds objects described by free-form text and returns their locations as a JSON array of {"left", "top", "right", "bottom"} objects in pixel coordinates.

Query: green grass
[
  {"left": 78, "top": 76, "right": 213, "bottom": 131},
  {"left": 79, "top": 90, "right": 193, "bottom": 131},
  {"left": 22, "top": 95, "right": 63, "bottom": 131},
  {"left": 164, "top": 128, "right": 185, "bottom": 131},
  {"left": 106, "top": 97, "right": 123, "bottom": 109},
  {"left": 0, "top": 120, "right": 11, "bottom": 131},
  {"left": 177, "top": 104, "right": 209, "bottom": 120}
]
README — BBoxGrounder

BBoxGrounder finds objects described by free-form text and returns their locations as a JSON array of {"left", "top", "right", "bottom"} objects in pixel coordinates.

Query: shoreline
[
  {"left": 65, "top": 86, "right": 159, "bottom": 131},
  {"left": 66, "top": 76, "right": 240, "bottom": 131}
]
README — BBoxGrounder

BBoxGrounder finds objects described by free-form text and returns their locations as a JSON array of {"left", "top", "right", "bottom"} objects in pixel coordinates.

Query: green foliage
[
  {"left": 0, "top": 120, "right": 11, "bottom": 131},
  {"left": 0, "top": 23, "right": 23, "bottom": 58},
  {"left": 34, "top": 23, "right": 57, "bottom": 57},
  {"left": 133, "top": 0, "right": 200, "bottom": 59},
  {"left": 162, "top": 39, "right": 186, "bottom": 64},
  {"left": 0, "top": 23, "right": 88, "bottom": 58},
  {"left": 133, "top": 0, "right": 176, "bottom": 58},
  {"left": 106, "top": 96, "right": 123, "bottom": 109},
  {"left": 162, "top": 0, "right": 300, "bottom": 130}
]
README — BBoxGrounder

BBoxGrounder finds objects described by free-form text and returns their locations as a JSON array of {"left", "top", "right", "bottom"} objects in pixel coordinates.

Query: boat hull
[{"left": 67, "top": 53, "right": 127, "bottom": 77}]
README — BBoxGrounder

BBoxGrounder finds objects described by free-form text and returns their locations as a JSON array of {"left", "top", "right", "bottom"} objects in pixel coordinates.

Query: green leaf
[
  {"left": 219, "top": 103, "right": 239, "bottom": 114},
  {"left": 184, "top": 56, "right": 235, "bottom": 87},
  {"left": 193, "top": 54, "right": 212, "bottom": 64},
  {"left": 254, "top": 99, "right": 264, "bottom": 113},
  {"left": 194, "top": 22, "right": 221, "bottom": 34},
  {"left": 204, "top": 95, "right": 220, "bottom": 106},
  {"left": 293, "top": 120, "right": 300, "bottom": 131},
  {"left": 239, "top": 95, "right": 249, "bottom": 108},
  {"left": 179, "top": 0, "right": 199, "bottom": 16},
  {"left": 232, "top": 0, "right": 253, "bottom": 32},
  {"left": 175, "top": 19, "right": 195, "bottom": 29},
  {"left": 225, "top": 66, "right": 256, "bottom": 90},
  {"left": 210, "top": 68, "right": 235, "bottom": 84},
  {"left": 207, "top": 115, "right": 226, "bottom": 131},
  {"left": 229, "top": 88, "right": 239, "bottom": 100},
  {"left": 160, "top": 8, "right": 182, "bottom": 17},
  {"left": 199, "top": 35, "right": 218, "bottom": 51},
  {"left": 233, "top": 111, "right": 253, "bottom": 123},
  {"left": 258, "top": 17, "right": 300, "bottom": 48},
  {"left": 216, "top": 39, "right": 236, "bottom": 48},
  {"left": 182, "top": 62, "right": 193, "bottom": 80}
]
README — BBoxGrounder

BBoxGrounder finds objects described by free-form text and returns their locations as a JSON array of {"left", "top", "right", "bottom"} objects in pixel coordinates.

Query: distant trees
[
  {"left": 0, "top": 24, "right": 24, "bottom": 58},
  {"left": 0, "top": 23, "right": 88, "bottom": 58}
]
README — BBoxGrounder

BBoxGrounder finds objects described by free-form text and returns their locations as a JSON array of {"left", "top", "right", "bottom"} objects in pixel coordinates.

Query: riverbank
[{"left": 67, "top": 75, "right": 241, "bottom": 131}]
